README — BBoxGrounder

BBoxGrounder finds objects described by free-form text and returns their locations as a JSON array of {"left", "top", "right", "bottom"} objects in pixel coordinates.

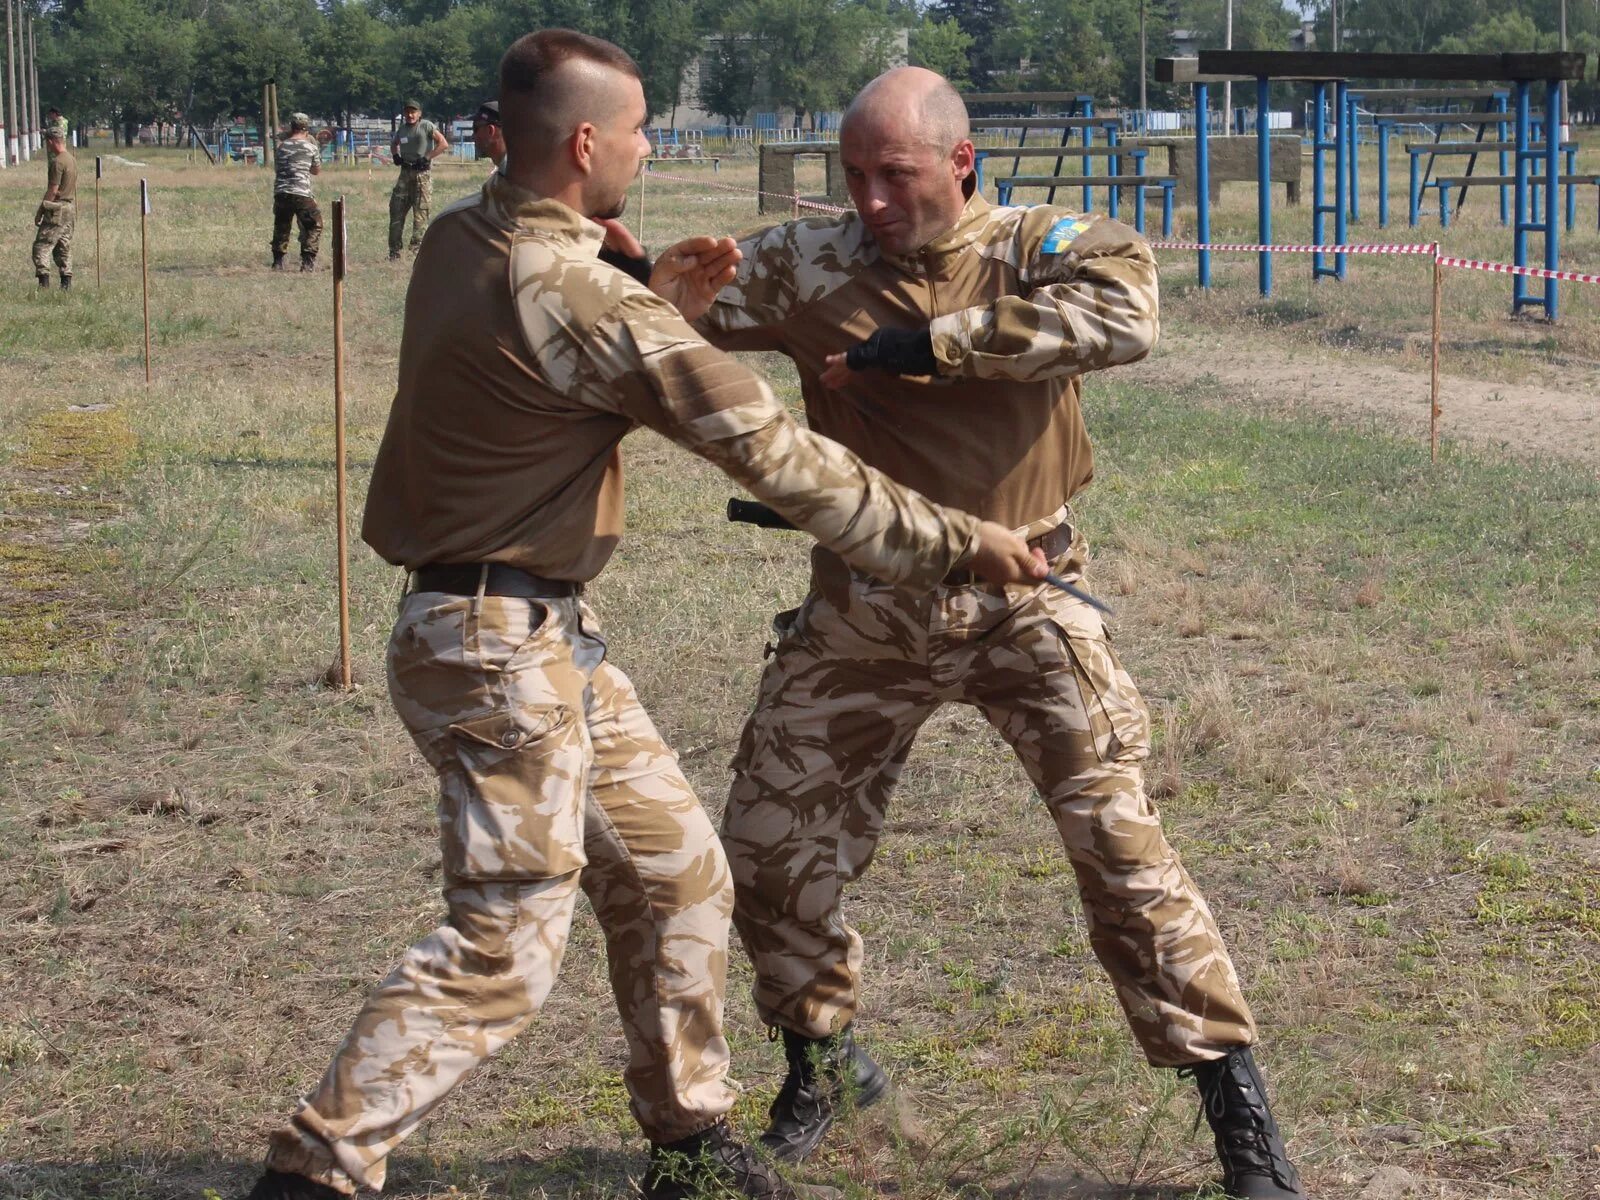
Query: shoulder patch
[{"left": 1041, "top": 216, "right": 1095, "bottom": 255}]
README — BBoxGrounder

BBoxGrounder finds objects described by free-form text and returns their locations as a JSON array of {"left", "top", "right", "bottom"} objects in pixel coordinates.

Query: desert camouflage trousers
[
  {"left": 266, "top": 590, "right": 737, "bottom": 1194},
  {"left": 723, "top": 531, "right": 1257, "bottom": 1067},
  {"left": 388, "top": 167, "right": 432, "bottom": 254},
  {"left": 31, "top": 201, "right": 73, "bottom": 278}
]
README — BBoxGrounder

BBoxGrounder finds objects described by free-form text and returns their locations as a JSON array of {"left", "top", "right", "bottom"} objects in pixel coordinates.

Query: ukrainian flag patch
[{"left": 1041, "top": 216, "right": 1094, "bottom": 255}]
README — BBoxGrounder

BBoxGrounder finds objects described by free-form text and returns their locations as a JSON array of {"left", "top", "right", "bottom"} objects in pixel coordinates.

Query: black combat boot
[
  {"left": 37, "top": 273, "right": 50, "bottom": 288},
  {"left": 759, "top": 1024, "right": 889, "bottom": 1163},
  {"left": 59, "top": 274, "right": 71, "bottom": 290},
  {"left": 241, "top": 1168, "right": 345, "bottom": 1200},
  {"left": 643, "top": 1119, "right": 838, "bottom": 1200},
  {"left": 271, "top": 252, "right": 286, "bottom": 271},
  {"left": 300, "top": 255, "right": 316, "bottom": 272},
  {"left": 1182, "top": 1047, "right": 1305, "bottom": 1199}
]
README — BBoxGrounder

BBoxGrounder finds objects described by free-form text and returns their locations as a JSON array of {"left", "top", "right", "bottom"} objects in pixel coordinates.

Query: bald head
[
  {"left": 500, "top": 28, "right": 642, "bottom": 161},
  {"left": 842, "top": 67, "right": 969, "bottom": 152}
]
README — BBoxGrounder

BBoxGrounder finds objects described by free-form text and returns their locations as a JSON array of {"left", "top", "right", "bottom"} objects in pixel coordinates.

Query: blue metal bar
[
  {"left": 1346, "top": 88, "right": 1360, "bottom": 222},
  {"left": 1081, "top": 96, "right": 1093, "bottom": 212},
  {"left": 1257, "top": 77, "right": 1272, "bottom": 295},
  {"left": 1377, "top": 119, "right": 1390, "bottom": 227},
  {"left": 1162, "top": 182, "right": 1174, "bottom": 238},
  {"left": 1334, "top": 81, "right": 1349, "bottom": 280},
  {"left": 1513, "top": 80, "right": 1532, "bottom": 313},
  {"left": 1107, "top": 125, "right": 1121, "bottom": 220},
  {"left": 1408, "top": 148, "right": 1420, "bottom": 227},
  {"left": 1196, "top": 83, "right": 1211, "bottom": 288},
  {"left": 975, "top": 150, "right": 986, "bottom": 197},
  {"left": 1544, "top": 79, "right": 1559, "bottom": 320},
  {"left": 1439, "top": 181, "right": 1451, "bottom": 229}
]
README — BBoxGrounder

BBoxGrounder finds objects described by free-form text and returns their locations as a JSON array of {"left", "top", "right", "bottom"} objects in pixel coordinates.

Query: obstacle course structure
[{"left": 1170, "top": 51, "right": 1590, "bottom": 320}]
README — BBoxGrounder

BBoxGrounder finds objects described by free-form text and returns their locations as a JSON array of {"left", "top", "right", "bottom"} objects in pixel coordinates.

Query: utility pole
[
  {"left": 1222, "top": 0, "right": 1234, "bottom": 136},
  {"left": 29, "top": 13, "right": 37, "bottom": 152},
  {"left": 20, "top": 5, "right": 31, "bottom": 158},
  {"left": 1138, "top": 0, "right": 1147, "bottom": 131},
  {"left": 5, "top": 0, "right": 17, "bottom": 164},
  {"left": 1332, "top": 0, "right": 1340, "bottom": 52},
  {"left": 1560, "top": 0, "right": 1568, "bottom": 140}
]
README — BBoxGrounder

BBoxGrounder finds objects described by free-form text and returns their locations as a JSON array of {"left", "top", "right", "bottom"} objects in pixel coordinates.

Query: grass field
[{"left": 0, "top": 143, "right": 1597, "bottom": 1200}]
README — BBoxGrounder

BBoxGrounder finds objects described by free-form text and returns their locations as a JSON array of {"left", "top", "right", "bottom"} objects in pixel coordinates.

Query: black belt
[
  {"left": 943, "top": 521, "right": 1074, "bottom": 587},
  {"left": 410, "top": 563, "right": 580, "bottom": 599}
]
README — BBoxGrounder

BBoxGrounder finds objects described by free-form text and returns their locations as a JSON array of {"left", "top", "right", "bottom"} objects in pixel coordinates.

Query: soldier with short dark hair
[
  {"left": 471, "top": 99, "right": 504, "bottom": 168},
  {"left": 45, "top": 106, "right": 68, "bottom": 161},
  {"left": 32, "top": 130, "right": 75, "bottom": 289},
  {"left": 388, "top": 99, "right": 448, "bottom": 259},
  {"left": 241, "top": 29, "right": 1044, "bottom": 1200},
  {"left": 271, "top": 113, "right": 322, "bottom": 272}
]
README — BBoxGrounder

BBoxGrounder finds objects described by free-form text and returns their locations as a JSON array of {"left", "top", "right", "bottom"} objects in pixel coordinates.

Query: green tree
[
  {"left": 305, "top": 0, "right": 393, "bottom": 127},
  {"left": 908, "top": 17, "right": 974, "bottom": 87},
  {"left": 41, "top": 0, "right": 196, "bottom": 142}
]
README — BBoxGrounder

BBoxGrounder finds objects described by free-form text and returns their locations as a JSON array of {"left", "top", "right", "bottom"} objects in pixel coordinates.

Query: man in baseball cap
[{"left": 472, "top": 99, "right": 505, "bottom": 168}]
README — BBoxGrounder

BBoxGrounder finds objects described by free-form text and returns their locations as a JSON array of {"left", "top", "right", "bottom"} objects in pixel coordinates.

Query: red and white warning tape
[
  {"left": 1150, "top": 240, "right": 1439, "bottom": 256},
  {"left": 644, "top": 171, "right": 1597, "bottom": 284}
]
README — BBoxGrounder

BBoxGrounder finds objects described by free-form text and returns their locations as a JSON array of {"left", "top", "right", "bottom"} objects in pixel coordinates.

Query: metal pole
[
  {"left": 1544, "top": 78, "right": 1559, "bottom": 321},
  {"left": 1335, "top": 80, "right": 1349, "bottom": 279},
  {"left": 1512, "top": 80, "right": 1530, "bottom": 314},
  {"left": 1223, "top": 0, "right": 1233, "bottom": 136},
  {"left": 1196, "top": 82, "right": 1211, "bottom": 288},
  {"left": 331, "top": 196, "right": 353, "bottom": 692},
  {"left": 1430, "top": 250, "right": 1442, "bottom": 462},
  {"left": 140, "top": 179, "right": 152, "bottom": 383},
  {"left": 1257, "top": 76, "right": 1271, "bottom": 295}
]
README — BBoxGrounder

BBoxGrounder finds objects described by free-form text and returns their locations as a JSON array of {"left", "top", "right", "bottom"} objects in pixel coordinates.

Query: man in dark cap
[{"left": 388, "top": 99, "right": 448, "bottom": 259}]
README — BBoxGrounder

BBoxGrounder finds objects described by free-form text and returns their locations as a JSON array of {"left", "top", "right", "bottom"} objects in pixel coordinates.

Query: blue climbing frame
[{"left": 1189, "top": 51, "right": 1587, "bottom": 319}]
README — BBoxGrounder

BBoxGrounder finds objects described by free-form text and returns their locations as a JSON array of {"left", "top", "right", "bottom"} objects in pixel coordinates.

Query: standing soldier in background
[
  {"left": 45, "top": 106, "right": 68, "bottom": 160},
  {"left": 271, "top": 113, "right": 322, "bottom": 272},
  {"left": 470, "top": 99, "right": 504, "bottom": 169},
  {"left": 388, "top": 99, "right": 447, "bottom": 259},
  {"left": 32, "top": 129, "right": 75, "bottom": 290}
]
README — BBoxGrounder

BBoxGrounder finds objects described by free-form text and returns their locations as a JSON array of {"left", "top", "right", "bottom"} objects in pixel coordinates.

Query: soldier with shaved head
[
  {"left": 242, "top": 34, "right": 1045, "bottom": 1200},
  {"left": 656, "top": 65, "right": 1306, "bottom": 1200}
]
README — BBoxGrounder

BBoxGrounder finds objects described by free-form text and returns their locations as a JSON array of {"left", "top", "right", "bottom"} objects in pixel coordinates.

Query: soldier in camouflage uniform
[
  {"left": 243, "top": 34, "right": 1043, "bottom": 1200},
  {"left": 44, "top": 107, "right": 68, "bottom": 161},
  {"left": 669, "top": 67, "right": 1305, "bottom": 1200},
  {"left": 32, "top": 130, "right": 75, "bottom": 289},
  {"left": 388, "top": 99, "right": 448, "bottom": 259},
  {"left": 271, "top": 113, "right": 322, "bottom": 272}
]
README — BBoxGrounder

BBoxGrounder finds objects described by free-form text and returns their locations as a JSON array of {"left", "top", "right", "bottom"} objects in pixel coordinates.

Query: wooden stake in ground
[
  {"left": 1430, "top": 252, "right": 1443, "bottom": 463},
  {"left": 330, "top": 196, "right": 353, "bottom": 692},
  {"left": 94, "top": 155, "right": 101, "bottom": 288},
  {"left": 140, "top": 178, "right": 151, "bottom": 384}
]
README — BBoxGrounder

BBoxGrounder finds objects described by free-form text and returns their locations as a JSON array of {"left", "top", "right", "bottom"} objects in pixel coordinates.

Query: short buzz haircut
[{"left": 499, "top": 29, "right": 642, "bottom": 151}]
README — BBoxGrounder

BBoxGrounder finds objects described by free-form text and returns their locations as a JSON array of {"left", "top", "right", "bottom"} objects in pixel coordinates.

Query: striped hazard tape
[{"left": 642, "top": 170, "right": 1598, "bottom": 285}]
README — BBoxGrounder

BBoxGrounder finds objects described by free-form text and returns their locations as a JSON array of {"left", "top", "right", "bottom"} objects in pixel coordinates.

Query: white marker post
[
  {"left": 331, "top": 196, "right": 353, "bottom": 691},
  {"left": 140, "top": 178, "right": 151, "bottom": 384}
]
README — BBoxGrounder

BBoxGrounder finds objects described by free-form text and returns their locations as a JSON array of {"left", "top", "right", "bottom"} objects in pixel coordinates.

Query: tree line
[{"left": 34, "top": 0, "right": 1599, "bottom": 143}]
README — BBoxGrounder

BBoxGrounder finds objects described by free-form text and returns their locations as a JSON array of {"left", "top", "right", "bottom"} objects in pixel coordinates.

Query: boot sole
[{"left": 760, "top": 1070, "right": 890, "bottom": 1164}]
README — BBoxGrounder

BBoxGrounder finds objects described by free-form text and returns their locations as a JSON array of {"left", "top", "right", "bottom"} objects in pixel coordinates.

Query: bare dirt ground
[{"left": 1134, "top": 329, "right": 1600, "bottom": 472}]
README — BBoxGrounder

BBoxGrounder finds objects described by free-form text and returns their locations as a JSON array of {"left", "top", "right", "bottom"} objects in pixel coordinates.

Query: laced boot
[
  {"left": 643, "top": 1119, "right": 838, "bottom": 1200},
  {"left": 1182, "top": 1047, "right": 1305, "bottom": 1199},
  {"left": 300, "top": 255, "right": 316, "bottom": 272},
  {"left": 59, "top": 274, "right": 72, "bottom": 290},
  {"left": 759, "top": 1024, "right": 888, "bottom": 1163},
  {"left": 37, "top": 273, "right": 50, "bottom": 288},
  {"left": 241, "top": 1168, "right": 345, "bottom": 1200},
  {"left": 271, "top": 252, "right": 286, "bottom": 271}
]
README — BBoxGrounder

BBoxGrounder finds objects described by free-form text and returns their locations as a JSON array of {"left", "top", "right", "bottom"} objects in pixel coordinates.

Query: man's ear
[
  {"left": 571, "top": 122, "right": 598, "bottom": 175},
  {"left": 950, "top": 138, "right": 976, "bottom": 182}
]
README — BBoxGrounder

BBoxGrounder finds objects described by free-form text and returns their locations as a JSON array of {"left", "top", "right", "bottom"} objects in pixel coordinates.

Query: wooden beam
[
  {"left": 1346, "top": 87, "right": 1506, "bottom": 100},
  {"left": 971, "top": 116, "right": 1122, "bottom": 129},
  {"left": 1155, "top": 57, "right": 1258, "bottom": 84},
  {"left": 1197, "top": 50, "right": 1589, "bottom": 82},
  {"left": 959, "top": 91, "right": 1094, "bottom": 105}
]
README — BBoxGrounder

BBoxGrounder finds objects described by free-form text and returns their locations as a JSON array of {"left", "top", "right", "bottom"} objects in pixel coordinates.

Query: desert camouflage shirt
[
  {"left": 695, "top": 191, "right": 1159, "bottom": 539},
  {"left": 361, "top": 173, "right": 982, "bottom": 586},
  {"left": 274, "top": 136, "right": 318, "bottom": 197}
]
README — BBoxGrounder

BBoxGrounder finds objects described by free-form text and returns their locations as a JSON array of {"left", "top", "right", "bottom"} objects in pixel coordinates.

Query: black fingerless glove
[
  {"left": 599, "top": 246, "right": 654, "bottom": 286},
  {"left": 843, "top": 327, "right": 938, "bottom": 376}
]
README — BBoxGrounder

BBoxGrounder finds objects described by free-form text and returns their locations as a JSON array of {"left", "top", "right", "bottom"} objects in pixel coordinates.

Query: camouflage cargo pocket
[
  {"left": 1058, "top": 624, "right": 1151, "bottom": 764},
  {"left": 730, "top": 606, "right": 805, "bottom": 774},
  {"left": 439, "top": 702, "right": 588, "bottom": 881}
]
